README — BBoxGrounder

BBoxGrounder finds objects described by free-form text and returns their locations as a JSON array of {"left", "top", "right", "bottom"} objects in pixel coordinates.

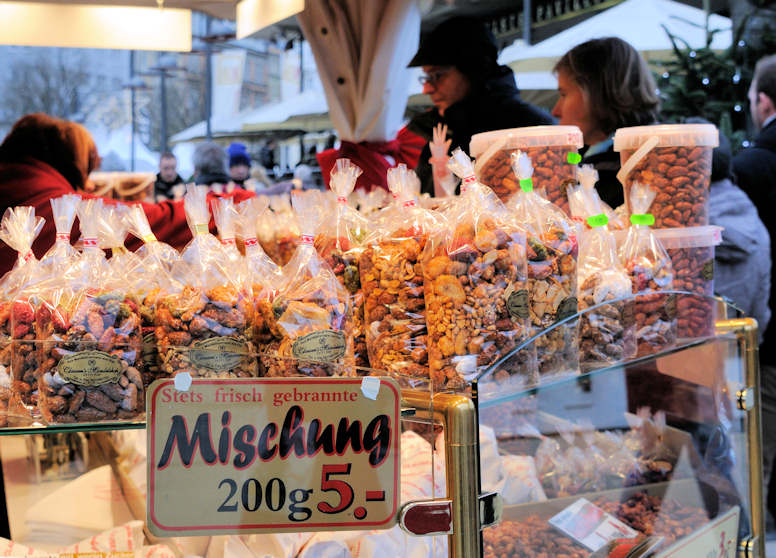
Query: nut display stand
[{"left": 0, "top": 294, "right": 765, "bottom": 558}]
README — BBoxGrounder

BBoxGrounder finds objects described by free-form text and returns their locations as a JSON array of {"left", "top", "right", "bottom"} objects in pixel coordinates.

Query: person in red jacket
[{"left": 0, "top": 113, "right": 253, "bottom": 277}]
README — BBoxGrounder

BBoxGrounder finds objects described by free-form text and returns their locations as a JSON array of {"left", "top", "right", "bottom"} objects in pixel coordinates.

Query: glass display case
[
  {"left": 0, "top": 296, "right": 764, "bottom": 558},
  {"left": 474, "top": 299, "right": 763, "bottom": 558}
]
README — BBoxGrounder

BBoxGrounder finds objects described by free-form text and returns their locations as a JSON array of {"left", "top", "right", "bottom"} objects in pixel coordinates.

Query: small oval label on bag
[
  {"left": 665, "top": 294, "right": 678, "bottom": 320},
  {"left": 506, "top": 289, "right": 529, "bottom": 320},
  {"left": 57, "top": 350, "right": 123, "bottom": 387},
  {"left": 702, "top": 260, "right": 714, "bottom": 281},
  {"left": 189, "top": 337, "right": 249, "bottom": 371},
  {"left": 292, "top": 330, "right": 347, "bottom": 363},
  {"left": 556, "top": 296, "right": 579, "bottom": 322}
]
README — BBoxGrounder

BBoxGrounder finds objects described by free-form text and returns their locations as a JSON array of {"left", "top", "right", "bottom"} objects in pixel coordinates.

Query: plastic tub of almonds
[
  {"left": 653, "top": 226, "right": 722, "bottom": 338},
  {"left": 470, "top": 126, "right": 583, "bottom": 211},
  {"left": 614, "top": 124, "right": 718, "bottom": 228}
]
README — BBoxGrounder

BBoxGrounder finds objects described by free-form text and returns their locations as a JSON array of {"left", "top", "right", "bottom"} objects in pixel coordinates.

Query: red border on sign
[{"left": 148, "top": 378, "right": 401, "bottom": 532}]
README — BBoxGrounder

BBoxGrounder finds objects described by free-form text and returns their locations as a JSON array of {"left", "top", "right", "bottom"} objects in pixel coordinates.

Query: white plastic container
[
  {"left": 613, "top": 124, "right": 719, "bottom": 228},
  {"left": 470, "top": 126, "right": 583, "bottom": 212},
  {"left": 653, "top": 226, "right": 723, "bottom": 338}
]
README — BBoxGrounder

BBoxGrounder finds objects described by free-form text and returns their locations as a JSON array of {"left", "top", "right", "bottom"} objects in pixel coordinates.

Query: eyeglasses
[{"left": 418, "top": 67, "right": 452, "bottom": 86}]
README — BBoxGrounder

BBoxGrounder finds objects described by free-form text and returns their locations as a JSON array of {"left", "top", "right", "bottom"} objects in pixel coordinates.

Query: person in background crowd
[
  {"left": 552, "top": 37, "right": 660, "bottom": 208},
  {"left": 154, "top": 151, "right": 184, "bottom": 200},
  {"left": 731, "top": 54, "right": 776, "bottom": 524},
  {"left": 227, "top": 142, "right": 252, "bottom": 187},
  {"left": 193, "top": 141, "right": 231, "bottom": 192},
  {"left": 259, "top": 139, "right": 277, "bottom": 172},
  {"left": 0, "top": 113, "right": 252, "bottom": 276},
  {"left": 406, "top": 16, "right": 554, "bottom": 196},
  {"left": 691, "top": 120, "right": 772, "bottom": 334}
]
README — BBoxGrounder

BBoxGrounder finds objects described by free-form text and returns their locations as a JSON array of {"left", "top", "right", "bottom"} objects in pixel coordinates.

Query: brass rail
[
  {"left": 717, "top": 318, "right": 764, "bottom": 558},
  {"left": 402, "top": 390, "right": 480, "bottom": 558}
]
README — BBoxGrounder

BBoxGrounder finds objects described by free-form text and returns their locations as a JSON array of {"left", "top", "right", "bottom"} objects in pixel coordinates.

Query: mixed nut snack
[
  {"left": 507, "top": 151, "right": 579, "bottom": 377},
  {"left": 619, "top": 182, "right": 676, "bottom": 356},
  {"left": 259, "top": 190, "right": 354, "bottom": 377},
  {"left": 483, "top": 493, "right": 709, "bottom": 558},
  {"left": 569, "top": 184, "right": 635, "bottom": 370},
  {"left": 483, "top": 515, "right": 588, "bottom": 558},
  {"left": 0, "top": 303, "right": 9, "bottom": 426},
  {"left": 156, "top": 186, "right": 257, "bottom": 379},
  {"left": 471, "top": 126, "right": 583, "bottom": 210},
  {"left": 314, "top": 160, "right": 370, "bottom": 370},
  {"left": 35, "top": 199, "right": 144, "bottom": 423},
  {"left": 37, "top": 289, "right": 144, "bottom": 423},
  {"left": 596, "top": 492, "right": 709, "bottom": 545},
  {"left": 614, "top": 124, "right": 718, "bottom": 228},
  {"left": 421, "top": 149, "right": 532, "bottom": 390},
  {"left": 654, "top": 226, "right": 721, "bottom": 338},
  {"left": 360, "top": 165, "right": 442, "bottom": 382}
]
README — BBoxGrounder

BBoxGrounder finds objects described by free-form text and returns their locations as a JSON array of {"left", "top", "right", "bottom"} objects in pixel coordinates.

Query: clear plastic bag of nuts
[
  {"left": 38, "top": 194, "right": 81, "bottom": 277},
  {"left": 566, "top": 165, "right": 626, "bottom": 231},
  {"left": 470, "top": 125, "right": 583, "bottom": 211},
  {"left": 99, "top": 204, "right": 161, "bottom": 388},
  {"left": 360, "top": 165, "right": 444, "bottom": 383},
  {"left": 36, "top": 198, "right": 145, "bottom": 424},
  {"left": 507, "top": 151, "right": 579, "bottom": 378},
  {"left": 569, "top": 180, "right": 636, "bottom": 371},
  {"left": 421, "top": 148, "right": 534, "bottom": 390},
  {"left": 124, "top": 203, "right": 181, "bottom": 386},
  {"left": 314, "top": 160, "right": 371, "bottom": 370},
  {"left": 1, "top": 207, "right": 45, "bottom": 420},
  {"left": 258, "top": 190, "right": 355, "bottom": 377},
  {"left": 619, "top": 182, "right": 676, "bottom": 356},
  {"left": 236, "top": 197, "right": 283, "bottom": 363},
  {"left": 614, "top": 123, "right": 718, "bottom": 228},
  {"left": 261, "top": 194, "right": 299, "bottom": 266},
  {"left": 156, "top": 186, "right": 257, "bottom": 379}
]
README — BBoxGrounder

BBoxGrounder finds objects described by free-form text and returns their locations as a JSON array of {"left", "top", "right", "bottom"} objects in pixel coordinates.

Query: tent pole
[{"left": 523, "top": 0, "right": 532, "bottom": 45}]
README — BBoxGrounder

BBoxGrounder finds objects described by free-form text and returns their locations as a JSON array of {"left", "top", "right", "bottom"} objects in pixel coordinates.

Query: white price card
[
  {"left": 147, "top": 377, "right": 401, "bottom": 536},
  {"left": 549, "top": 498, "right": 639, "bottom": 551}
]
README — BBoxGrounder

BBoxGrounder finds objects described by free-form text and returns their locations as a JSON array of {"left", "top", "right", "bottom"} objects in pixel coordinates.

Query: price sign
[
  {"left": 656, "top": 506, "right": 738, "bottom": 558},
  {"left": 147, "top": 377, "right": 401, "bottom": 536}
]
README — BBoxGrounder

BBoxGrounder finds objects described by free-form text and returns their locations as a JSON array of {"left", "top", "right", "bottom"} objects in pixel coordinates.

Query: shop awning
[{"left": 500, "top": 0, "right": 732, "bottom": 68}]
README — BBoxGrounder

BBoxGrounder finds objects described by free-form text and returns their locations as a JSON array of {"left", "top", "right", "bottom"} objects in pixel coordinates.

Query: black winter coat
[
  {"left": 732, "top": 118, "right": 776, "bottom": 363},
  {"left": 408, "top": 66, "right": 554, "bottom": 196},
  {"left": 579, "top": 139, "right": 624, "bottom": 209}
]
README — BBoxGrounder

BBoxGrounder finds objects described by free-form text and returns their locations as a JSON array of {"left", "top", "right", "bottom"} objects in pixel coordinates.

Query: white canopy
[
  {"left": 500, "top": 0, "right": 732, "bottom": 66},
  {"left": 297, "top": 0, "right": 420, "bottom": 143},
  {"left": 170, "top": 89, "right": 331, "bottom": 143}
]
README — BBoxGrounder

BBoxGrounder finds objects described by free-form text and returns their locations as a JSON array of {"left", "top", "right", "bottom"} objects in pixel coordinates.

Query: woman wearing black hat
[{"left": 406, "top": 16, "right": 554, "bottom": 196}]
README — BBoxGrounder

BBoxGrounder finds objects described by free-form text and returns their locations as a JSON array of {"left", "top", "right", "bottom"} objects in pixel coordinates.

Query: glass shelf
[
  {"left": 0, "top": 419, "right": 145, "bottom": 436},
  {"left": 476, "top": 334, "right": 724, "bottom": 410}
]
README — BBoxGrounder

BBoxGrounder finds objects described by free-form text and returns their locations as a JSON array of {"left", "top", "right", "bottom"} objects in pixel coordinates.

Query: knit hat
[
  {"left": 227, "top": 142, "right": 251, "bottom": 168},
  {"left": 408, "top": 17, "right": 499, "bottom": 82}
]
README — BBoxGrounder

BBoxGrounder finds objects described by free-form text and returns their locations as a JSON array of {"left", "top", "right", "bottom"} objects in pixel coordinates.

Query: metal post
[
  {"left": 717, "top": 318, "right": 765, "bottom": 558},
  {"left": 160, "top": 65, "right": 168, "bottom": 154},
  {"left": 205, "top": 16, "right": 213, "bottom": 141},
  {"left": 129, "top": 50, "right": 136, "bottom": 172},
  {"left": 523, "top": 0, "right": 532, "bottom": 45},
  {"left": 299, "top": 38, "right": 304, "bottom": 93},
  {"left": 401, "top": 390, "right": 481, "bottom": 557}
]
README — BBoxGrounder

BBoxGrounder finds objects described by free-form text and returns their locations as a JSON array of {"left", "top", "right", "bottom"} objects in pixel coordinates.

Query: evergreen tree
[{"left": 657, "top": 13, "right": 776, "bottom": 153}]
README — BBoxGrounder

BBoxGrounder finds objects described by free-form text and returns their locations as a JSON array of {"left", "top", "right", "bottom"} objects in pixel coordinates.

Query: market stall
[{"left": 0, "top": 116, "right": 766, "bottom": 558}]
